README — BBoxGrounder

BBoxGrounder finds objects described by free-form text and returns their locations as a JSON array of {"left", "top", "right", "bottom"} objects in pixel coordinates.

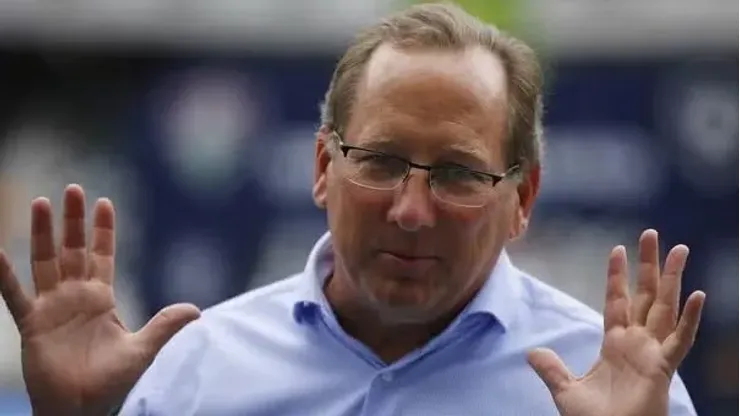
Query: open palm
[
  {"left": 0, "top": 185, "right": 201, "bottom": 416},
  {"left": 528, "top": 230, "right": 705, "bottom": 416}
]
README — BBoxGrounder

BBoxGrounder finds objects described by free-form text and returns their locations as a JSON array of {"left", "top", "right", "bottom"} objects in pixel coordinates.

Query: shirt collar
[
  {"left": 292, "top": 231, "right": 522, "bottom": 332},
  {"left": 460, "top": 247, "right": 522, "bottom": 331},
  {"left": 292, "top": 232, "right": 334, "bottom": 323}
]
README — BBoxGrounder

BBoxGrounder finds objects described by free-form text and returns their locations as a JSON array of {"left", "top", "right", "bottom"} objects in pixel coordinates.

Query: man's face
[{"left": 314, "top": 44, "right": 539, "bottom": 324}]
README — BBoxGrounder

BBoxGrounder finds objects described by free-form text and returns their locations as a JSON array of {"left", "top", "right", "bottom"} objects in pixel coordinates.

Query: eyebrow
[
  {"left": 358, "top": 137, "right": 491, "bottom": 169},
  {"left": 443, "top": 143, "right": 490, "bottom": 164}
]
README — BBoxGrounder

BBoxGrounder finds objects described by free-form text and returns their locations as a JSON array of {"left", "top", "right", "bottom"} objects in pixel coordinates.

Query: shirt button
[{"left": 381, "top": 372, "right": 394, "bottom": 382}]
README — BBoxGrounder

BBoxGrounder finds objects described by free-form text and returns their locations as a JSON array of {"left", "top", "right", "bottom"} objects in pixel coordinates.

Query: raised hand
[
  {"left": 0, "top": 185, "right": 201, "bottom": 416},
  {"left": 528, "top": 229, "right": 705, "bottom": 416}
]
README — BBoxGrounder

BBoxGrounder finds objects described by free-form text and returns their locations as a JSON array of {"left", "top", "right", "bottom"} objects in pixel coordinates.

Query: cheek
[
  {"left": 440, "top": 202, "right": 493, "bottom": 241},
  {"left": 477, "top": 192, "right": 517, "bottom": 239},
  {"left": 443, "top": 194, "right": 515, "bottom": 268},
  {"left": 334, "top": 180, "right": 389, "bottom": 221},
  {"left": 327, "top": 176, "right": 390, "bottom": 244}
]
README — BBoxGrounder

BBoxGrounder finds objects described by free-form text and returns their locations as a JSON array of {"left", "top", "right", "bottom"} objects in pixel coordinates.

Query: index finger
[{"left": 0, "top": 250, "right": 32, "bottom": 325}]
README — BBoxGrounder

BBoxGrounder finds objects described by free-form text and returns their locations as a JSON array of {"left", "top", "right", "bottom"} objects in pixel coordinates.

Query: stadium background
[{"left": 0, "top": 0, "right": 736, "bottom": 414}]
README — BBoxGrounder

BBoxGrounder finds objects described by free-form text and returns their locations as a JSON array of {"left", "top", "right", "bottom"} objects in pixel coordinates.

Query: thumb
[
  {"left": 527, "top": 348, "right": 574, "bottom": 396},
  {"left": 136, "top": 303, "right": 201, "bottom": 358}
]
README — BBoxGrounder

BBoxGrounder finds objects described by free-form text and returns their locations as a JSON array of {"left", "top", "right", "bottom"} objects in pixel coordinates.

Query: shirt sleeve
[
  {"left": 668, "top": 372, "right": 698, "bottom": 416},
  {"left": 117, "top": 320, "right": 211, "bottom": 416}
]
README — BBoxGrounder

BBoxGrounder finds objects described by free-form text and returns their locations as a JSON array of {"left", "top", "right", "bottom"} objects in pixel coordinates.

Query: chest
[{"left": 180, "top": 338, "right": 560, "bottom": 416}]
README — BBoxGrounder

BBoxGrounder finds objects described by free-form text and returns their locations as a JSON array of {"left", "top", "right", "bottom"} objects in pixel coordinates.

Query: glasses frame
[{"left": 328, "top": 131, "right": 522, "bottom": 208}]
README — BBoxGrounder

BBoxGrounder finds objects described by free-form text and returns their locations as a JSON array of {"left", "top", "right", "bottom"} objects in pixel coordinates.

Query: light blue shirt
[{"left": 120, "top": 232, "right": 696, "bottom": 415}]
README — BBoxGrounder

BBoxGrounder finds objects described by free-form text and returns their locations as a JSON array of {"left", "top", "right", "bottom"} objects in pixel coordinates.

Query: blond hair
[{"left": 320, "top": 2, "right": 544, "bottom": 169}]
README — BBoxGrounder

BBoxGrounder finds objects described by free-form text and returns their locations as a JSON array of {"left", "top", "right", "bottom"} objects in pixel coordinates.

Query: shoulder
[
  {"left": 203, "top": 272, "right": 306, "bottom": 319},
  {"left": 514, "top": 268, "right": 605, "bottom": 345},
  {"left": 162, "top": 271, "right": 306, "bottom": 351},
  {"left": 489, "top": 267, "right": 603, "bottom": 378},
  {"left": 119, "top": 273, "right": 306, "bottom": 414}
]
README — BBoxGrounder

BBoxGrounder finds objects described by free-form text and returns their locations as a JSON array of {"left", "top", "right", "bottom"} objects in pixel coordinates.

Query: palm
[
  {"left": 528, "top": 230, "right": 705, "bottom": 416},
  {"left": 22, "top": 281, "right": 132, "bottom": 410},
  {"left": 553, "top": 328, "right": 670, "bottom": 416},
  {"left": 0, "top": 185, "right": 200, "bottom": 416}
]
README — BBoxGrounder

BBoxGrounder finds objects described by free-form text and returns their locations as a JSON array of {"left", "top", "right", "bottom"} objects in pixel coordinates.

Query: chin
[
  {"left": 366, "top": 289, "right": 440, "bottom": 325},
  {"left": 353, "top": 269, "right": 443, "bottom": 322},
  {"left": 365, "top": 277, "right": 426, "bottom": 302},
  {"left": 375, "top": 304, "right": 439, "bottom": 325}
]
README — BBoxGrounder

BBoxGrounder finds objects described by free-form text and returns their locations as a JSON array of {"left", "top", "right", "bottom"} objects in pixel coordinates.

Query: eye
[
  {"left": 434, "top": 167, "right": 490, "bottom": 184},
  {"left": 355, "top": 153, "right": 389, "bottom": 164},
  {"left": 345, "top": 148, "right": 408, "bottom": 177}
]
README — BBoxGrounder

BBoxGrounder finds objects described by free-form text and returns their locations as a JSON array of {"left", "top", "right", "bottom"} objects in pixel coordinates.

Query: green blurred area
[
  {"left": 399, "top": 0, "right": 550, "bottom": 74},
  {"left": 402, "top": 0, "right": 524, "bottom": 33}
]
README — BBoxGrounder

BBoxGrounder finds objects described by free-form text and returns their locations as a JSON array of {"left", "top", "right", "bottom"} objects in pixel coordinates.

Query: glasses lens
[
  {"left": 431, "top": 167, "right": 493, "bottom": 207},
  {"left": 342, "top": 148, "right": 407, "bottom": 190}
]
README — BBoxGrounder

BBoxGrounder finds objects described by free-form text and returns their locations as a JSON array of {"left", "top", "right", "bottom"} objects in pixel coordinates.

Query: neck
[{"left": 323, "top": 273, "right": 479, "bottom": 364}]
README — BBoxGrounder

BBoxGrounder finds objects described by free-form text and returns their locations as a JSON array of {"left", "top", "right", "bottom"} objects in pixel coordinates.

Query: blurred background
[{"left": 0, "top": 0, "right": 736, "bottom": 414}]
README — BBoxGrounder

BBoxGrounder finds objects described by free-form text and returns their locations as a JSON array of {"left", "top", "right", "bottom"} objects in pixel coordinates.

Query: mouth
[
  {"left": 376, "top": 250, "right": 440, "bottom": 274},
  {"left": 380, "top": 251, "right": 438, "bottom": 261}
]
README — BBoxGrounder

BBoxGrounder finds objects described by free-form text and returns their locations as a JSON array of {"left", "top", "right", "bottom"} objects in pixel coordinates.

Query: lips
[
  {"left": 381, "top": 251, "right": 438, "bottom": 261},
  {"left": 376, "top": 250, "right": 440, "bottom": 276}
]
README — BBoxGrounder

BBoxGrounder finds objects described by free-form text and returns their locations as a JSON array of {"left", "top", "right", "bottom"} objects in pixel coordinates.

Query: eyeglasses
[{"left": 329, "top": 132, "right": 521, "bottom": 208}]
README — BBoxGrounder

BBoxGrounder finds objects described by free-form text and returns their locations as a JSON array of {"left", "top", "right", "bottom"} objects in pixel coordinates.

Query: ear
[
  {"left": 509, "top": 163, "right": 540, "bottom": 240},
  {"left": 313, "top": 126, "right": 333, "bottom": 209}
]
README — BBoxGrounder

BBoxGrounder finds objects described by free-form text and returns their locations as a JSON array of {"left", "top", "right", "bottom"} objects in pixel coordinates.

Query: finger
[
  {"left": 662, "top": 291, "right": 705, "bottom": 369},
  {"left": 0, "top": 250, "right": 32, "bottom": 325},
  {"left": 88, "top": 198, "right": 116, "bottom": 284},
  {"left": 135, "top": 303, "right": 201, "bottom": 359},
  {"left": 527, "top": 348, "right": 575, "bottom": 396},
  {"left": 30, "top": 197, "right": 60, "bottom": 293},
  {"left": 631, "top": 229, "right": 660, "bottom": 325},
  {"left": 646, "top": 245, "right": 688, "bottom": 341},
  {"left": 60, "top": 184, "right": 87, "bottom": 280},
  {"left": 604, "top": 245, "right": 630, "bottom": 331}
]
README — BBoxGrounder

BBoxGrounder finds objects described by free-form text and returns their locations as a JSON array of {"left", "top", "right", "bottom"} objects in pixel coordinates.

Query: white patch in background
[
  {"left": 158, "top": 68, "right": 264, "bottom": 199},
  {"left": 263, "top": 125, "right": 318, "bottom": 205},
  {"left": 677, "top": 83, "right": 738, "bottom": 163},
  {"left": 656, "top": 71, "right": 738, "bottom": 195},
  {"left": 538, "top": 126, "right": 665, "bottom": 207},
  {"left": 674, "top": 82, "right": 738, "bottom": 191},
  {"left": 509, "top": 219, "right": 647, "bottom": 313},
  {"left": 160, "top": 233, "right": 228, "bottom": 308}
]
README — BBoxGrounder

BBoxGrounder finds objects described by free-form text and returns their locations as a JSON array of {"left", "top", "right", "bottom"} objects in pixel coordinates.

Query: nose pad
[{"left": 388, "top": 171, "right": 436, "bottom": 231}]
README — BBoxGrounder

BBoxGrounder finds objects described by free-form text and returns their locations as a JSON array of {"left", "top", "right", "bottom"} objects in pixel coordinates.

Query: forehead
[{"left": 347, "top": 44, "right": 509, "bottom": 165}]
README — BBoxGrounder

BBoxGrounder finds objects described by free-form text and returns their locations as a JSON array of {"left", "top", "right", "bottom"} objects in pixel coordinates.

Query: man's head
[{"left": 313, "top": 3, "right": 543, "bottom": 325}]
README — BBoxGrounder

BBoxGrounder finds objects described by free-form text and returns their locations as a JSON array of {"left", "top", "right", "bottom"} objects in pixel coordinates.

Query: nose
[{"left": 386, "top": 171, "right": 436, "bottom": 232}]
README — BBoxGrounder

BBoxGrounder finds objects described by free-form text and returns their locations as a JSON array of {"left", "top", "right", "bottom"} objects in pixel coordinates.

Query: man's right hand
[{"left": 0, "top": 184, "right": 201, "bottom": 416}]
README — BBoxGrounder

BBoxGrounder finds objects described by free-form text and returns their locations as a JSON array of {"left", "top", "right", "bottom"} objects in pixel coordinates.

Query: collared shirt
[{"left": 119, "top": 232, "right": 697, "bottom": 416}]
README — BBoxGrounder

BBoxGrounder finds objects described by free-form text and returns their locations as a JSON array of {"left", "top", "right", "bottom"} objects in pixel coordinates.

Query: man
[{"left": 0, "top": 3, "right": 705, "bottom": 415}]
